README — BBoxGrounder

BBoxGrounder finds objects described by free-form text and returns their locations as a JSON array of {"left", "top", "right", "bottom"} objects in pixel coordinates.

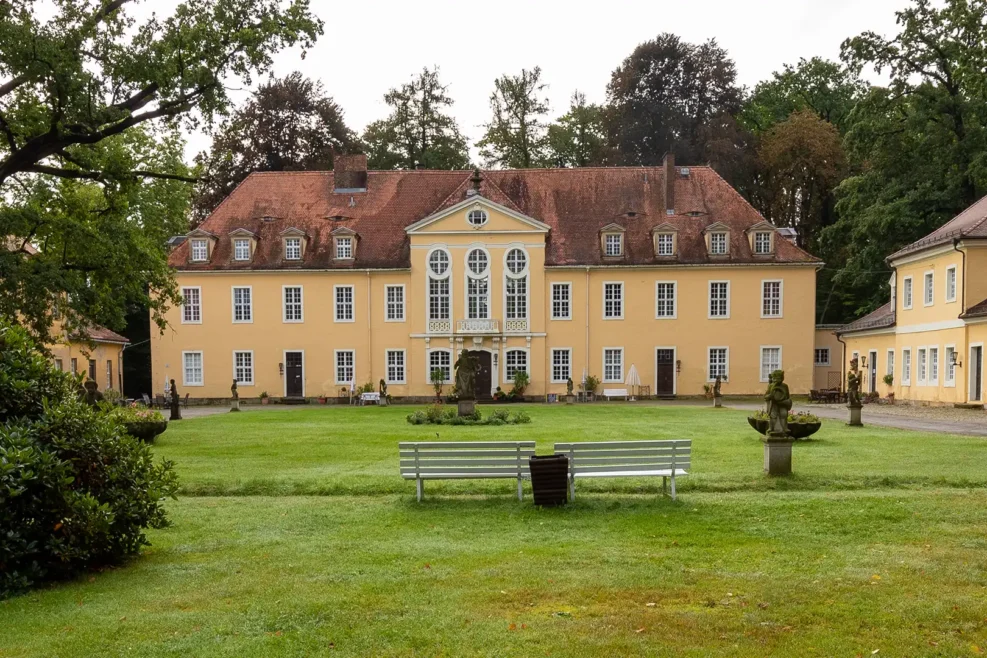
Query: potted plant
[
  {"left": 318, "top": 395, "right": 328, "bottom": 404},
  {"left": 747, "top": 411, "right": 822, "bottom": 440},
  {"left": 260, "top": 391, "right": 270, "bottom": 405},
  {"left": 111, "top": 406, "right": 168, "bottom": 443},
  {"left": 583, "top": 375, "right": 600, "bottom": 402},
  {"left": 883, "top": 374, "right": 895, "bottom": 404},
  {"left": 703, "top": 384, "right": 713, "bottom": 400},
  {"left": 430, "top": 369, "right": 445, "bottom": 404},
  {"left": 512, "top": 370, "right": 530, "bottom": 400}
]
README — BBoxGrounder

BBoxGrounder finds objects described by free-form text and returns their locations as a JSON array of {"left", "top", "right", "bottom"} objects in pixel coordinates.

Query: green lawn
[{"left": 3, "top": 404, "right": 987, "bottom": 657}]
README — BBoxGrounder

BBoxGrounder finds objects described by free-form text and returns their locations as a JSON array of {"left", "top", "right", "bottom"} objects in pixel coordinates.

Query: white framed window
[
  {"left": 233, "top": 350, "right": 254, "bottom": 386},
  {"left": 656, "top": 233, "right": 674, "bottom": 256},
  {"left": 551, "top": 348, "right": 572, "bottom": 383},
  {"left": 283, "top": 286, "right": 303, "bottom": 323},
  {"left": 655, "top": 281, "right": 676, "bottom": 319},
  {"left": 232, "top": 286, "right": 252, "bottom": 323},
  {"left": 902, "top": 276, "right": 913, "bottom": 310},
  {"left": 604, "top": 233, "right": 623, "bottom": 257},
  {"left": 710, "top": 232, "right": 727, "bottom": 255},
  {"left": 603, "top": 282, "right": 623, "bottom": 319},
  {"left": 945, "top": 266, "right": 957, "bottom": 303},
  {"left": 505, "top": 349, "right": 528, "bottom": 381},
  {"left": 902, "top": 349, "right": 912, "bottom": 385},
  {"left": 386, "top": 349, "right": 406, "bottom": 384},
  {"left": 335, "top": 236, "right": 352, "bottom": 260},
  {"left": 190, "top": 239, "right": 208, "bottom": 262},
  {"left": 428, "top": 350, "right": 452, "bottom": 383},
  {"left": 428, "top": 248, "right": 450, "bottom": 276},
  {"left": 708, "top": 347, "right": 729, "bottom": 381},
  {"left": 886, "top": 349, "right": 895, "bottom": 378},
  {"left": 760, "top": 346, "right": 782, "bottom": 382},
  {"left": 814, "top": 348, "right": 830, "bottom": 366},
  {"left": 106, "top": 360, "right": 112, "bottom": 390},
  {"left": 761, "top": 280, "right": 783, "bottom": 318},
  {"left": 929, "top": 346, "right": 939, "bottom": 384},
  {"left": 467, "top": 208, "right": 488, "bottom": 227},
  {"left": 551, "top": 282, "right": 571, "bottom": 320},
  {"left": 429, "top": 277, "right": 450, "bottom": 321},
  {"left": 466, "top": 248, "right": 490, "bottom": 320},
  {"left": 335, "top": 285, "right": 354, "bottom": 322},
  {"left": 603, "top": 347, "right": 623, "bottom": 383},
  {"left": 754, "top": 231, "right": 772, "bottom": 254},
  {"left": 182, "top": 287, "right": 201, "bottom": 324},
  {"left": 182, "top": 351, "right": 203, "bottom": 386},
  {"left": 505, "top": 276, "right": 527, "bottom": 320},
  {"left": 917, "top": 348, "right": 927, "bottom": 385},
  {"left": 945, "top": 345, "right": 956, "bottom": 386},
  {"left": 285, "top": 237, "right": 302, "bottom": 261},
  {"left": 709, "top": 281, "right": 730, "bottom": 318},
  {"left": 233, "top": 238, "right": 251, "bottom": 261},
  {"left": 335, "top": 350, "right": 355, "bottom": 384},
  {"left": 924, "top": 271, "right": 934, "bottom": 306},
  {"left": 385, "top": 285, "right": 405, "bottom": 321},
  {"left": 54, "top": 358, "right": 63, "bottom": 371}
]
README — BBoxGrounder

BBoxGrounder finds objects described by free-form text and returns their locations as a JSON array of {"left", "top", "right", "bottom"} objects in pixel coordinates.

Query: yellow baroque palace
[
  {"left": 838, "top": 196, "right": 987, "bottom": 406},
  {"left": 151, "top": 155, "right": 823, "bottom": 401}
]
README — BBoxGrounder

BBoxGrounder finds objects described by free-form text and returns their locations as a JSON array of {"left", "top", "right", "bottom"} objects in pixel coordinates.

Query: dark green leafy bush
[
  {"left": 0, "top": 322, "right": 178, "bottom": 598},
  {"left": 405, "top": 405, "right": 531, "bottom": 426}
]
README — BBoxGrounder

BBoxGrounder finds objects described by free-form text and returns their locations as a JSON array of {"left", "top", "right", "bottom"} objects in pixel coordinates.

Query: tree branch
[
  {"left": 0, "top": 75, "right": 29, "bottom": 98},
  {"left": 25, "top": 164, "right": 198, "bottom": 183}
]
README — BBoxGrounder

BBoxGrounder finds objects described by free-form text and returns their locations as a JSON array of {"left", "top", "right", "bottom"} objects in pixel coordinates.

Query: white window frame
[
  {"left": 604, "top": 233, "right": 623, "bottom": 257},
  {"left": 428, "top": 349, "right": 453, "bottom": 384},
  {"left": 233, "top": 238, "right": 251, "bottom": 262},
  {"left": 464, "top": 247, "right": 491, "bottom": 321},
  {"left": 504, "top": 348, "right": 530, "bottom": 382},
  {"left": 503, "top": 249, "right": 529, "bottom": 322},
  {"left": 886, "top": 349, "right": 895, "bottom": 379},
  {"left": 232, "top": 350, "right": 254, "bottom": 386},
  {"left": 467, "top": 209, "right": 488, "bottom": 227},
  {"left": 182, "top": 351, "right": 204, "bottom": 387},
  {"left": 708, "top": 281, "right": 730, "bottom": 319},
  {"left": 945, "top": 344, "right": 956, "bottom": 387},
  {"left": 334, "top": 349, "right": 355, "bottom": 385},
  {"left": 656, "top": 232, "right": 674, "bottom": 256},
  {"left": 710, "top": 232, "right": 728, "bottom": 255},
  {"left": 181, "top": 286, "right": 202, "bottom": 324},
  {"left": 231, "top": 286, "right": 253, "bottom": 324},
  {"left": 759, "top": 345, "right": 783, "bottom": 383},
  {"left": 902, "top": 348, "right": 912, "bottom": 386},
  {"left": 385, "top": 284, "right": 406, "bottom": 322},
  {"left": 945, "top": 265, "right": 957, "bottom": 303},
  {"left": 760, "top": 280, "right": 783, "bottom": 318},
  {"left": 655, "top": 281, "right": 677, "bottom": 319},
  {"left": 603, "top": 282, "right": 624, "bottom": 320},
  {"left": 814, "top": 348, "right": 830, "bottom": 367},
  {"left": 929, "top": 346, "right": 939, "bottom": 385},
  {"left": 282, "top": 285, "right": 304, "bottom": 323},
  {"left": 334, "top": 285, "right": 355, "bottom": 323},
  {"left": 190, "top": 239, "right": 208, "bottom": 262},
  {"left": 707, "top": 346, "right": 729, "bottom": 382},
  {"left": 551, "top": 282, "right": 572, "bottom": 320},
  {"left": 753, "top": 231, "right": 772, "bottom": 255},
  {"left": 602, "top": 347, "right": 624, "bottom": 383},
  {"left": 551, "top": 348, "right": 572, "bottom": 384},
  {"left": 902, "top": 276, "right": 913, "bottom": 310},
  {"left": 335, "top": 236, "right": 352, "bottom": 260},
  {"left": 923, "top": 271, "right": 934, "bottom": 307},
  {"left": 285, "top": 237, "right": 302, "bottom": 261},
  {"left": 917, "top": 347, "right": 927, "bottom": 385},
  {"left": 385, "top": 349, "right": 406, "bottom": 385}
]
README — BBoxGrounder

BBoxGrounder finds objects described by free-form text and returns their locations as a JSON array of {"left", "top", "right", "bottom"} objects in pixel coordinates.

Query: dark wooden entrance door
[
  {"left": 469, "top": 350, "right": 492, "bottom": 400},
  {"left": 285, "top": 352, "right": 303, "bottom": 397},
  {"left": 656, "top": 349, "right": 675, "bottom": 396},
  {"left": 973, "top": 346, "right": 983, "bottom": 402}
]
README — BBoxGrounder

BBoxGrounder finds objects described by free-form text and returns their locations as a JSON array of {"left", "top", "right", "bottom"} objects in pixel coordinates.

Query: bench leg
[
  {"left": 663, "top": 476, "right": 667, "bottom": 496},
  {"left": 569, "top": 475, "right": 575, "bottom": 502},
  {"left": 517, "top": 477, "right": 523, "bottom": 502},
  {"left": 670, "top": 475, "right": 676, "bottom": 501},
  {"left": 416, "top": 478, "right": 423, "bottom": 502}
]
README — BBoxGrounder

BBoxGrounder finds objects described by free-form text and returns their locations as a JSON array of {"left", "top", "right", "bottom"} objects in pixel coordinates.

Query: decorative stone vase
[
  {"left": 122, "top": 420, "right": 168, "bottom": 443},
  {"left": 847, "top": 403, "right": 863, "bottom": 427},
  {"left": 788, "top": 421, "right": 822, "bottom": 440},
  {"left": 763, "top": 437, "right": 794, "bottom": 476},
  {"left": 458, "top": 399, "right": 476, "bottom": 417},
  {"left": 261, "top": 397, "right": 270, "bottom": 405},
  {"left": 529, "top": 455, "right": 569, "bottom": 507},
  {"left": 748, "top": 417, "right": 769, "bottom": 435}
]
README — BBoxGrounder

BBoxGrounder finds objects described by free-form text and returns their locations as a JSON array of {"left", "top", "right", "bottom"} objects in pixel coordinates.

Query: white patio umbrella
[{"left": 625, "top": 364, "right": 642, "bottom": 401}]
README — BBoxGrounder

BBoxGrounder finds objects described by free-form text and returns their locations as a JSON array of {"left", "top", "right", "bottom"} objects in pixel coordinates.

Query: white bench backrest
[
  {"left": 399, "top": 441, "right": 536, "bottom": 478},
  {"left": 603, "top": 388, "right": 628, "bottom": 395},
  {"left": 554, "top": 440, "right": 691, "bottom": 475}
]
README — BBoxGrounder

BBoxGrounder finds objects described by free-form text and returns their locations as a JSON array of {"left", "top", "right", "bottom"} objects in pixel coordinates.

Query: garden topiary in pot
[{"left": 748, "top": 410, "right": 821, "bottom": 440}]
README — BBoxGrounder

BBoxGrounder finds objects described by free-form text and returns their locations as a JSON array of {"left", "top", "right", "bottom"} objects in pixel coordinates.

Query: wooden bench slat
[
  {"left": 401, "top": 468, "right": 530, "bottom": 476},
  {"left": 567, "top": 456, "right": 689, "bottom": 466},
  {"left": 551, "top": 448, "right": 685, "bottom": 459},
  {"left": 400, "top": 458, "right": 532, "bottom": 468},
  {"left": 555, "top": 440, "right": 690, "bottom": 450},
  {"left": 402, "top": 472, "right": 531, "bottom": 480},
  {"left": 400, "top": 449, "right": 536, "bottom": 459},
  {"left": 573, "top": 461, "right": 690, "bottom": 473},
  {"left": 575, "top": 468, "right": 689, "bottom": 478},
  {"left": 399, "top": 441, "right": 535, "bottom": 449}
]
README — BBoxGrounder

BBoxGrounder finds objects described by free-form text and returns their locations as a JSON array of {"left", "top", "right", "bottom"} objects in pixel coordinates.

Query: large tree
[
  {"left": 821, "top": 0, "right": 987, "bottom": 320},
  {"left": 477, "top": 67, "right": 550, "bottom": 168},
  {"left": 193, "top": 72, "right": 361, "bottom": 223},
  {"left": 0, "top": 0, "right": 321, "bottom": 341},
  {"left": 363, "top": 67, "right": 469, "bottom": 171},
  {"left": 546, "top": 92, "right": 609, "bottom": 168},
  {"left": 605, "top": 34, "right": 743, "bottom": 167}
]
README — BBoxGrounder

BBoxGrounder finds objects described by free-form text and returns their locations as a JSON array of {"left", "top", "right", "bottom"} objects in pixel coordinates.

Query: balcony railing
[
  {"left": 428, "top": 318, "right": 530, "bottom": 334},
  {"left": 456, "top": 319, "right": 499, "bottom": 334},
  {"left": 504, "top": 319, "right": 528, "bottom": 333}
]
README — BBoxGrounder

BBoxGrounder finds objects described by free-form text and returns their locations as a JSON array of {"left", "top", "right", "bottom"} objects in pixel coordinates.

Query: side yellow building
[
  {"left": 151, "top": 156, "right": 822, "bottom": 401},
  {"left": 839, "top": 196, "right": 987, "bottom": 406},
  {"left": 47, "top": 324, "right": 129, "bottom": 393}
]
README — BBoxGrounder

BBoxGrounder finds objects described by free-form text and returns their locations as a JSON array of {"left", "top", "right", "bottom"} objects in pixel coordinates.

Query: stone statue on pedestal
[
  {"left": 713, "top": 375, "right": 723, "bottom": 407},
  {"left": 763, "top": 370, "right": 792, "bottom": 438},
  {"left": 169, "top": 379, "right": 181, "bottom": 421},
  {"left": 454, "top": 349, "right": 478, "bottom": 401},
  {"left": 230, "top": 379, "right": 240, "bottom": 412},
  {"left": 82, "top": 380, "right": 104, "bottom": 407},
  {"left": 379, "top": 378, "right": 388, "bottom": 406},
  {"left": 846, "top": 357, "right": 863, "bottom": 426}
]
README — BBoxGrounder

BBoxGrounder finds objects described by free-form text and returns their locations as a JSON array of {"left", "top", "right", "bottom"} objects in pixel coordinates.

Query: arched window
[
  {"left": 505, "top": 349, "right": 528, "bottom": 381},
  {"left": 504, "top": 248, "right": 528, "bottom": 323},
  {"left": 466, "top": 248, "right": 489, "bottom": 319},
  {"left": 467, "top": 209, "right": 488, "bottom": 227},
  {"left": 427, "top": 249, "right": 450, "bottom": 322}
]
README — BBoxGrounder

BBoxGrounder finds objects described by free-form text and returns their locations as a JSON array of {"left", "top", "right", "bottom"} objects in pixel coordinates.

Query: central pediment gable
[{"left": 405, "top": 197, "right": 550, "bottom": 235}]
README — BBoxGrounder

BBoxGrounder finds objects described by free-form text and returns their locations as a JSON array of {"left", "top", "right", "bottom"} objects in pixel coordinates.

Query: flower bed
[
  {"left": 407, "top": 405, "right": 531, "bottom": 426},
  {"left": 110, "top": 406, "right": 168, "bottom": 442}
]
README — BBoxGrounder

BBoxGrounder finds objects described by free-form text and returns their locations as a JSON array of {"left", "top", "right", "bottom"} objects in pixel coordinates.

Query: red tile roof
[
  {"left": 172, "top": 167, "right": 821, "bottom": 270},
  {"left": 71, "top": 325, "right": 130, "bottom": 344},
  {"left": 890, "top": 194, "right": 987, "bottom": 260},
  {"left": 961, "top": 296, "right": 987, "bottom": 319},
  {"left": 837, "top": 302, "right": 896, "bottom": 334}
]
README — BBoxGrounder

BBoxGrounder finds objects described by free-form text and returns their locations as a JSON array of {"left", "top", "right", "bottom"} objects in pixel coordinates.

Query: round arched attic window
[
  {"left": 467, "top": 249, "right": 488, "bottom": 275},
  {"left": 506, "top": 248, "right": 527, "bottom": 275},
  {"left": 467, "top": 209, "right": 488, "bottom": 227},
  {"left": 428, "top": 249, "right": 450, "bottom": 276}
]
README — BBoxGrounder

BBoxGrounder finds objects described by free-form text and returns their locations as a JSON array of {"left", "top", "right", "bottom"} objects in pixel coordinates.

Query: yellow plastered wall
[
  {"left": 895, "top": 250, "right": 964, "bottom": 324},
  {"left": 813, "top": 328, "right": 842, "bottom": 390},
  {"left": 964, "top": 245, "right": 987, "bottom": 312},
  {"left": 48, "top": 340, "right": 125, "bottom": 392}
]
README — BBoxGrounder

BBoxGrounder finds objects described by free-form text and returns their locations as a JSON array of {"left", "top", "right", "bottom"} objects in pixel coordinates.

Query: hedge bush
[
  {"left": 406, "top": 404, "right": 531, "bottom": 426},
  {"left": 0, "top": 322, "right": 178, "bottom": 598}
]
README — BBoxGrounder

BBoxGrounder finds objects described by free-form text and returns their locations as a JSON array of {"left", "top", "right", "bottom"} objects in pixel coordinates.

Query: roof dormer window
[
  {"left": 279, "top": 227, "right": 308, "bottom": 262},
  {"left": 605, "top": 233, "right": 623, "bottom": 257},
  {"left": 652, "top": 223, "right": 678, "bottom": 258},
  {"left": 234, "top": 238, "right": 251, "bottom": 261},
  {"left": 331, "top": 226, "right": 357, "bottom": 261},
  {"left": 710, "top": 232, "right": 728, "bottom": 255},
  {"left": 754, "top": 231, "right": 772, "bottom": 255},
  {"left": 285, "top": 237, "right": 302, "bottom": 261},
  {"left": 335, "top": 236, "right": 352, "bottom": 259},
  {"left": 467, "top": 208, "right": 488, "bottom": 227},
  {"left": 190, "top": 239, "right": 208, "bottom": 262}
]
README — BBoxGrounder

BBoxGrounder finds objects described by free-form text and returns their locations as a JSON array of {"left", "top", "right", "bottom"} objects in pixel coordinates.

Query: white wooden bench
[
  {"left": 554, "top": 440, "right": 691, "bottom": 500},
  {"left": 602, "top": 388, "right": 629, "bottom": 401},
  {"left": 360, "top": 392, "right": 380, "bottom": 406},
  {"left": 399, "top": 441, "right": 535, "bottom": 502}
]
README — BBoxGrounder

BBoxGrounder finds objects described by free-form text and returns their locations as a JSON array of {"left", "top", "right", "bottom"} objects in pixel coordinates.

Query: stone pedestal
[
  {"left": 230, "top": 399, "right": 240, "bottom": 412},
  {"left": 847, "top": 403, "right": 863, "bottom": 427},
  {"left": 763, "top": 437, "right": 794, "bottom": 476},
  {"left": 169, "top": 406, "right": 181, "bottom": 421},
  {"left": 713, "top": 395, "right": 722, "bottom": 408},
  {"left": 458, "top": 399, "right": 476, "bottom": 417},
  {"left": 566, "top": 394, "right": 575, "bottom": 405}
]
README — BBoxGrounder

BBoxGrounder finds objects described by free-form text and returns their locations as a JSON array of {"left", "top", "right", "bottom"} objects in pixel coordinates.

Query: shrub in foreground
[
  {"left": 407, "top": 404, "right": 531, "bottom": 426},
  {"left": 0, "top": 323, "right": 178, "bottom": 598}
]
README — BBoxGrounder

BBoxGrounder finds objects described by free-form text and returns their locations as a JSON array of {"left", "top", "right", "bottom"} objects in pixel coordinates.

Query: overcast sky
[{"left": 184, "top": 0, "right": 912, "bottom": 161}]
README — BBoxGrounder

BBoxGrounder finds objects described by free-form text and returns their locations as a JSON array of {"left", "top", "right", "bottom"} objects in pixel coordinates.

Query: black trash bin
[{"left": 529, "top": 454, "right": 568, "bottom": 507}]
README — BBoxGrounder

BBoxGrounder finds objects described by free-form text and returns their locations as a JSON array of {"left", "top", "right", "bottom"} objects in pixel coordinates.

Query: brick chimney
[
  {"left": 663, "top": 152, "right": 675, "bottom": 215},
  {"left": 333, "top": 153, "right": 368, "bottom": 192}
]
